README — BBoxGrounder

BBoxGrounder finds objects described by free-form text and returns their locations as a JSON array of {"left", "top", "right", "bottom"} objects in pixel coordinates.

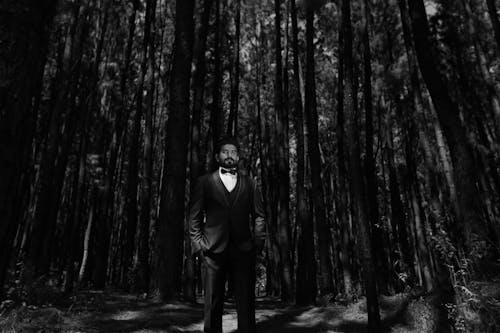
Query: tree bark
[
  {"left": 361, "top": 0, "right": 389, "bottom": 294},
  {"left": 408, "top": 0, "right": 489, "bottom": 254},
  {"left": 335, "top": 6, "right": 353, "bottom": 298},
  {"left": 342, "top": 0, "right": 381, "bottom": 329},
  {"left": 25, "top": 3, "right": 91, "bottom": 280},
  {"left": 304, "top": 4, "right": 334, "bottom": 296},
  {"left": 185, "top": 0, "right": 213, "bottom": 301},
  {"left": 0, "top": 2, "right": 58, "bottom": 290},
  {"left": 274, "top": 0, "right": 293, "bottom": 302},
  {"left": 151, "top": 0, "right": 195, "bottom": 301},
  {"left": 291, "top": 0, "right": 316, "bottom": 306},
  {"left": 209, "top": 0, "right": 224, "bottom": 168},
  {"left": 486, "top": 0, "right": 500, "bottom": 53},
  {"left": 135, "top": 0, "right": 157, "bottom": 293},
  {"left": 63, "top": 109, "right": 89, "bottom": 294},
  {"left": 227, "top": 0, "right": 241, "bottom": 137}
]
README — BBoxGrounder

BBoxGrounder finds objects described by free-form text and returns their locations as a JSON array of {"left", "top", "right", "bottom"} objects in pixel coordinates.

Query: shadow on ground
[{"left": 1, "top": 291, "right": 419, "bottom": 332}]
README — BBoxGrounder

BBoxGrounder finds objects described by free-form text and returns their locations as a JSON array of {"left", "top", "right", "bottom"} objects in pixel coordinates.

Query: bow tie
[{"left": 221, "top": 168, "right": 237, "bottom": 175}]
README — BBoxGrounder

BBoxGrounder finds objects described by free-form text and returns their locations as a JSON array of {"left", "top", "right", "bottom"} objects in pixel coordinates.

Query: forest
[{"left": 1, "top": 0, "right": 500, "bottom": 332}]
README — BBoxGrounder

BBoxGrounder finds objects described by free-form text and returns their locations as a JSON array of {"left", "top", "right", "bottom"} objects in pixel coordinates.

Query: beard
[{"left": 220, "top": 158, "right": 236, "bottom": 168}]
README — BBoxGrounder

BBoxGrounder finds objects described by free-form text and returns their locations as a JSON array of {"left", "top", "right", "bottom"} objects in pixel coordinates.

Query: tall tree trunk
[
  {"left": 254, "top": 15, "right": 280, "bottom": 297},
  {"left": 227, "top": 0, "right": 241, "bottom": 137},
  {"left": 384, "top": 109, "right": 414, "bottom": 279},
  {"left": 361, "top": 0, "right": 388, "bottom": 293},
  {"left": 402, "top": 111, "right": 434, "bottom": 291},
  {"left": 63, "top": 109, "right": 89, "bottom": 294},
  {"left": 407, "top": 0, "right": 489, "bottom": 254},
  {"left": 185, "top": 0, "right": 213, "bottom": 301},
  {"left": 0, "top": 0, "right": 57, "bottom": 294},
  {"left": 342, "top": 0, "right": 381, "bottom": 329},
  {"left": 151, "top": 0, "right": 195, "bottom": 301},
  {"left": 135, "top": 0, "right": 158, "bottom": 293},
  {"left": 486, "top": 0, "right": 500, "bottom": 53},
  {"left": 304, "top": 4, "right": 334, "bottom": 296},
  {"left": 461, "top": 0, "right": 500, "bottom": 145},
  {"left": 291, "top": 0, "right": 316, "bottom": 306},
  {"left": 25, "top": 3, "right": 91, "bottom": 280},
  {"left": 397, "top": 1, "right": 444, "bottom": 286},
  {"left": 123, "top": 0, "right": 155, "bottom": 287},
  {"left": 97, "top": 0, "right": 139, "bottom": 289},
  {"left": 63, "top": 0, "right": 109, "bottom": 290},
  {"left": 335, "top": 6, "right": 353, "bottom": 298},
  {"left": 274, "top": 0, "right": 293, "bottom": 302},
  {"left": 209, "top": 0, "right": 224, "bottom": 168},
  {"left": 78, "top": 188, "right": 95, "bottom": 286}
]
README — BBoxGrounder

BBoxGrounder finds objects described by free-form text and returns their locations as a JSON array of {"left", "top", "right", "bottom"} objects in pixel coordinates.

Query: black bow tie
[{"left": 221, "top": 168, "right": 237, "bottom": 175}]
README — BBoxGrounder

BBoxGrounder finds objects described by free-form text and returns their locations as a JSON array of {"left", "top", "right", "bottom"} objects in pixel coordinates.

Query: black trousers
[{"left": 202, "top": 245, "right": 256, "bottom": 333}]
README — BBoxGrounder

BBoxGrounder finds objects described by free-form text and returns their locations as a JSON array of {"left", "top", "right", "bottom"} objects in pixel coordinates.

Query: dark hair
[{"left": 215, "top": 136, "right": 240, "bottom": 154}]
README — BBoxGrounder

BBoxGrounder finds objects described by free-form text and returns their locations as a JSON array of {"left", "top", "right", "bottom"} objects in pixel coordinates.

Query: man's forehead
[{"left": 220, "top": 144, "right": 238, "bottom": 151}]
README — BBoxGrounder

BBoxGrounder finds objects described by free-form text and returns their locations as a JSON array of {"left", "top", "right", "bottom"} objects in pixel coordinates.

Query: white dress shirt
[{"left": 219, "top": 167, "right": 237, "bottom": 192}]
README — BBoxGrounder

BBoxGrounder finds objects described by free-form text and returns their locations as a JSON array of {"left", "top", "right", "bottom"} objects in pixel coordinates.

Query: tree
[
  {"left": 274, "top": 0, "right": 293, "bottom": 302},
  {"left": 342, "top": 0, "right": 381, "bottom": 329},
  {"left": 185, "top": 0, "right": 214, "bottom": 302},
  {"left": 151, "top": 0, "right": 195, "bottom": 301},
  {"left": 407, "top": 0, "right": 490, "bottom": 254},
  {"left": 135, "top": 0, "right": 158, "bottom": 292},
  {"left": 360, "top": 0, "right": 389, "bottom": 293},
  {"left": 304, "top": 2, "right": 334, "bottom": 296},
  {"left": 291, "top": 0, "right": 316, "bottom": 305},
  {"left": 227, "top": 0, "right": 241, "bottom": 136},
  {"left": 486, "top": 0, "right": 500, "bottom": 52}
]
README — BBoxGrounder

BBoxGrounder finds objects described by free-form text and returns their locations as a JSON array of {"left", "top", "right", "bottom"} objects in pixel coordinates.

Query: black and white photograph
[{"left": 1, "top": 0, "right": 500, "bottom": 331}]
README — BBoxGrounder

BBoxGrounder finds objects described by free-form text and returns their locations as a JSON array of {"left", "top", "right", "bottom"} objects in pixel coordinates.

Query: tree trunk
[
  {"left": 304, "top": 4, "right": 334, "bottom": 296},
  {"left": 123, "top": 0, "right": 155, "bottom": 287},
  {"left": 135, "top": 0, "right": 158, "bottom": 293},
  {"left": 291, "top": 0, "right": 316, "bottom": 306},
  {"left": 361, "top": 0, "right": 389, "bottom": 294},
  {"left": 0, "top": 0, "right": 58, "bottom": 294},
  {"left": 78, "top": 190, "right": 95, "bottom": 286},
  {"left": 342, "top": 0, "right": 381, "bottom": 329},
  {"left": 397, "top": 1, "right": 445, "bottom": 285},
  {"left": 63, "top": 111, "right": 89, "bottom": 294},
  {"left": 486, "top": 0, "right": 500, "bottom": 53},
  {"left": 97, "top": 0, "right": 139, "bottom": 289},
  {"left": 26, "top": 5, "right": 95, "bottom": 284},
  {"left": 335, "top": 7, "right": 354, "bottom": 298},
  {"left": 185, "top": 0, "right": 213, "bottom": 301},
  {"left": 209, "top": 0, "right": 224, "bottom": 167},
  {"left": 227, "top": 0, "right": 241, "bottom": 137},
  {"left": 386, "top": 109, "right": 414, "bottom": 280},
  {"left": 151, "top": 0, "right": 195, "bottom": 301},
  {"left": 274, "top": 0, "right": 293, "bottom": 302},
  {"left": 254, "top": 15, "right": 279, "bottom": 296},
  {"left": 408, "top": 0, "right": 489, "bottom": 254}
]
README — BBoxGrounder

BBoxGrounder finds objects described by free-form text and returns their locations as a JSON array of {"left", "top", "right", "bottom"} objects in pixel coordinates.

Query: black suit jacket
[{"left": 189, "top": 170, "right": 266, "bottom": 254}]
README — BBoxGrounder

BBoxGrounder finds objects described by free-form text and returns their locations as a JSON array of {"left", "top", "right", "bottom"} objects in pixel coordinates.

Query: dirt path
[{"left": 1, "top": 291, "right": 418, "bottom": 332}]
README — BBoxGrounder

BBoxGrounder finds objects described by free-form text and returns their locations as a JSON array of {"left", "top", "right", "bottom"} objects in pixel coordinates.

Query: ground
[{"left": 0, "top": 290, "right": 442, "bottom": 333}]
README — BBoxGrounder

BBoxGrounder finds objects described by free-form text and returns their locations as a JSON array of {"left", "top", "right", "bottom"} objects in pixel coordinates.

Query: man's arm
[
  {"left": 252, "top": 179, "right": 266, "bottom": 251},
  {"left": 189, "top": 176, "right": 208, "bottom": 253}
]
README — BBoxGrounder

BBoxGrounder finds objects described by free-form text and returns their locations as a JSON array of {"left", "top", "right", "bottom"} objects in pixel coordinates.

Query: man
[{"left": 189, "top": 137, "right": 266, "bottom": 333}]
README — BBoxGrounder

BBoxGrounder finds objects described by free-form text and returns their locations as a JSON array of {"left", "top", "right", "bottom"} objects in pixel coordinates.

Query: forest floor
[{"left": 0, "top": 289, "right": 446, "bottom": 333}]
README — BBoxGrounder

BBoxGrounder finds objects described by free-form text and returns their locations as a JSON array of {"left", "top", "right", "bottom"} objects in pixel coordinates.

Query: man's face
[{"left": 216, "top": 144, "right": 239, "bottom": 168}]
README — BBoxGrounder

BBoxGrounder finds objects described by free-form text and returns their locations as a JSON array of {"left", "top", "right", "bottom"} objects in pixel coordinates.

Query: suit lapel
[{"left": 212, "top": 171, "right": 230, "bottom": 207}]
